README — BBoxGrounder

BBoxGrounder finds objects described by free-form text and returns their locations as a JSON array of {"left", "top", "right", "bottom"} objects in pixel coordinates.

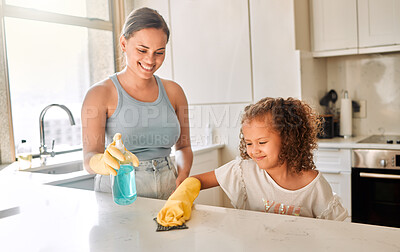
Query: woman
[{"left": 81, "top": 7, "right": 192, "bottom": 200}]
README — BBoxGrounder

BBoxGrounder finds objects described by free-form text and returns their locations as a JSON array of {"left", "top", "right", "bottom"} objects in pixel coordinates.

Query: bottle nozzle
[
  {"left": 114, "top": 133, "right": 124, "bottom": 151},
  {"left": 113, "top": 133, "right": 122, "bottom": 141}
]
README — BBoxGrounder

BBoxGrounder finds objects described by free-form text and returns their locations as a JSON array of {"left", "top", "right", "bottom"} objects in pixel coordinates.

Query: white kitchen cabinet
[
  {"left": 169, "top": 0, "right": 253, "bottom": 104},
  {"left": 310, "top": 0, "right": 400, "bottom": 57},
  {"left": 310, "top": 0, "right": 358, "bottom": 56},
  {"left": 249, "top": 0, "right": 301, "bottom": 99},
  {"left": 314, "top": 148, "right": 352, "bottom": 219},
  {"left": 358, "top": 0, "right": 400, "bottom": 53}
]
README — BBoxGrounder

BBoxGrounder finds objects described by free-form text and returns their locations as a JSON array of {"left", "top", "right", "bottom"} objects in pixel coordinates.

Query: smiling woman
[
  {"left": 0, "top": 1, "right": 123, "bottom": 163},
  {"left": 81, "top": 7, "right": 193, "bottom": 199}
]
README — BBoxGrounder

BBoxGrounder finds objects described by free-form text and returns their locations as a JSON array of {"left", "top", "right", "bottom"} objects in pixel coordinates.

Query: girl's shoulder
[
  {"left": 300, "top": 170, "right": 319, "bottom": 187},
  {"left": 227, "top": 157, "right": 257, "bottom": 168},
  {"left": 313, "top": 171, "right": 333, "bottom": 192},
  {"left": 215, "top": 158, "right": 260, "bottom": 182}
]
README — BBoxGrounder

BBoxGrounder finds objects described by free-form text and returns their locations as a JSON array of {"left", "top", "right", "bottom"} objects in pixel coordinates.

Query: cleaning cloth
[
  {"left": 153, "top": 218, "right": 188, "bottom": 232},
  {"left": 155, "top": 177, "right": 201, "bottom": 230}
]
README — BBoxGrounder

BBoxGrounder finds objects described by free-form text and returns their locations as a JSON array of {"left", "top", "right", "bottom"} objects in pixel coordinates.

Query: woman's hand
[{"left": 175, "top": 172, "right": 189, "bottom": 188}]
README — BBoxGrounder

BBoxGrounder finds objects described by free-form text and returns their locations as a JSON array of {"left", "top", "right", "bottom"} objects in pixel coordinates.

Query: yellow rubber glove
[
  {"left": 157, "top": 177, "right": 201, "bottom": 227},
  {"left": 89, "top": 133, "right": 139, "bottom": 176}
]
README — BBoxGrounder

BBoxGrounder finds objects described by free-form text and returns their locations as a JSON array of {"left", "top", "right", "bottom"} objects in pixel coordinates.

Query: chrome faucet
[{"left": 39, "top": 104, "right": 75, "bottom": 164}]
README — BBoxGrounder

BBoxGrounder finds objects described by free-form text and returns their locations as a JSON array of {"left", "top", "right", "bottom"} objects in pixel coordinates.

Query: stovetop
[{"left": 358, "top": 135, "right": 400, "bottom": 144}]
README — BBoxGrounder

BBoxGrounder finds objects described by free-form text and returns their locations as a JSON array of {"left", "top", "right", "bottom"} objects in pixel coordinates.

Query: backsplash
[{"left": 327, "top": 52, "right": 400, "bottom": 136}]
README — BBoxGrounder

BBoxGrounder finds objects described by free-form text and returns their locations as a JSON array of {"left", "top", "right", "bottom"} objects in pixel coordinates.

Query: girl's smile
[
  {"left": 253, "top": 156, "right": 266, "bottom": 161},
  {"left": 241, "top": 116, "right": 285, "bottom": 172}
]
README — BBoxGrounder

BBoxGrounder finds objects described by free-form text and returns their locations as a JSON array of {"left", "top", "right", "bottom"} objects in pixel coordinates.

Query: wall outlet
[{"left": 354, "top": 100, "right": 366, "bottom": 118}]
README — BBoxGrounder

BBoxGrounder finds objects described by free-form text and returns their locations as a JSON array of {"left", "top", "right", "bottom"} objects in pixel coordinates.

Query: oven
[{"left": 352, "top": 149, "right": 400, "bottom": 228}]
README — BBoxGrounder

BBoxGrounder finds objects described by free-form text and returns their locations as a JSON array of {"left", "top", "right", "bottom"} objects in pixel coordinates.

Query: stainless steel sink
[
  {"left": 23, "top": 161, "right": 83, "bottom": 174},
  {"left": 15, "top": 156, "right": 94, "bottom": 191}
]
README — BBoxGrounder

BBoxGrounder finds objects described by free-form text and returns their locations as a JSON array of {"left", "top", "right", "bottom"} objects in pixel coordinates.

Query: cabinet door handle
[
  {"left": 318, "top": 170, "right": 341, "bottom": 174},
  {"left": 322, "top": 148, "right": 340, "bottom": 151},
  {"left": 360, "top": 172, "right": 400, "bottom": 180}
]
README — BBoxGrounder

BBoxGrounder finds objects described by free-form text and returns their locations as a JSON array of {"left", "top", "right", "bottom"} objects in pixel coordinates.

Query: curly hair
[{"left": 239, "top": 97, "right": 322, "bottom": 173}]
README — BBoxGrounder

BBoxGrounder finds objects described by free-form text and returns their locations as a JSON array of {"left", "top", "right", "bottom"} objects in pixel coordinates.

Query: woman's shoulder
[
  {"left": 90, "top": 77, "right": 114, "bottom": 92},
  {"left": 159, "top": 77, "right": 184, "bottom": 94},
  {"left": 158, "top": 77, "right": 187, "bottom": 108},
  {"left": 83, "top": 77, "right": 116, "bottom": 105},
  {"left": 86, "top": 78, "right": 115, "bottom": 96}
]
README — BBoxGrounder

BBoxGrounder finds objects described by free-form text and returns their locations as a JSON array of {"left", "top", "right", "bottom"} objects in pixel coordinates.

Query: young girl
[{"left": 157, "top": 97, "right": 348, "bottom": 226}]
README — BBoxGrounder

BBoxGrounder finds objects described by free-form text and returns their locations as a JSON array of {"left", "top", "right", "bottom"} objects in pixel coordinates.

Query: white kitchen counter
[
  {"left": 0, "top": 176, "right": 399, "bottom": 252},
  {"left": 318, "top": 135, "right": 400, "bottom": 150}
]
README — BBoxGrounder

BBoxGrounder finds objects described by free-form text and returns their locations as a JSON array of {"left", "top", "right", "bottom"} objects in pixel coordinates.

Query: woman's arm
[
  {"left": 169, "top": 81, "right": 193, "bottom": 187},
  {"left": 81, "top": 83, "right": 109, "bottom": 174}
]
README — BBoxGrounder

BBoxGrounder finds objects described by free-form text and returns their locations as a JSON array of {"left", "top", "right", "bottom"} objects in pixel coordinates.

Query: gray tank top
[{"left": 105, "top": 74, "right": 180, "bottom": 161}]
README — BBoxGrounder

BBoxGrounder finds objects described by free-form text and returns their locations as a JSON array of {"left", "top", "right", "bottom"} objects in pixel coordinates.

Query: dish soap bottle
[
  {"left": 110, "top": 135, "right": 137, "bottom": 205},
  {"left": 17, "top": 140, "right": 32, "bottom": 170}
]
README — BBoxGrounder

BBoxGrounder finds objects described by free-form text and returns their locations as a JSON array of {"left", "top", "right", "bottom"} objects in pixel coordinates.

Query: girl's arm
[{"left": 192, "top": 171, "right": 219, "bottom": 190}]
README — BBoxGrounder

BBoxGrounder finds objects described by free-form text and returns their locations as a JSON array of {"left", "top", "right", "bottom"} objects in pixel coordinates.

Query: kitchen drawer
[{"left": 314, "top": 148, "right": 351, "bottom": 173}]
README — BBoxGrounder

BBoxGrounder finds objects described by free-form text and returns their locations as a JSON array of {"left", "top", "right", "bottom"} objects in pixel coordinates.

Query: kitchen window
[{"left": 1, "top": 0, "right": 119, "bottom": 158}]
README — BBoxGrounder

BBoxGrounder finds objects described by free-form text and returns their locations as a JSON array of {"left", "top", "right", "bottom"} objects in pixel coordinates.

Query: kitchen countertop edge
[{"left": 318, "top": 136, "right": 400, "bottom": 150}]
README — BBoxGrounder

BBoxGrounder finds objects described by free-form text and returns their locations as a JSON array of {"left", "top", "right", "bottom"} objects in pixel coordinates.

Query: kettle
[{"left": 319, "top": 89, "right": 338, "bottom": 111}]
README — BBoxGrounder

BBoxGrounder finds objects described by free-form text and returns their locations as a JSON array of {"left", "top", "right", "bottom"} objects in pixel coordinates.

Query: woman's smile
[{"left": 139, "top": 62, "right": 154, "bottom": 71}]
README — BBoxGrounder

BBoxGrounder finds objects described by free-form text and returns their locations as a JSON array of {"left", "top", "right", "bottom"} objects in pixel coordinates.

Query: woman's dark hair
[
  {"left": 239, "top": 97, "right": 323, "bottom": 173},
  {"left": 122, "top": 7, "right": 170, "bottom": 42}
]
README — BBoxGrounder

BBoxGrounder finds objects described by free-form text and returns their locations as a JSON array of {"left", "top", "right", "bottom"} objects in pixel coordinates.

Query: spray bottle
[{"left": 111, "top": 137, "right": 137, "bottom": 205}]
